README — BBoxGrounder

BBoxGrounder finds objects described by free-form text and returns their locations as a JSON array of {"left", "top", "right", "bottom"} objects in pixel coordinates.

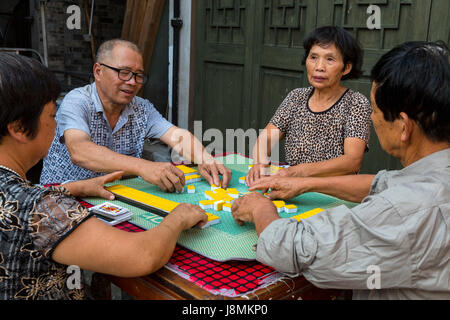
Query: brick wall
[{"left": 30, "top": 0, "right": 125, "bottom": 92}]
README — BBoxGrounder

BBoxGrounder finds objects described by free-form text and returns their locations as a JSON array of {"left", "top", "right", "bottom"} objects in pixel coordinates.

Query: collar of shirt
[
  {"left": 400, "top": 148, "right": 450, "bottom": 177},
  {"left": 370, "top": 148, "right": 450, "bottom": 195},
  {"left": 90, "top": 82, "right": 135, "bottom": 134}
]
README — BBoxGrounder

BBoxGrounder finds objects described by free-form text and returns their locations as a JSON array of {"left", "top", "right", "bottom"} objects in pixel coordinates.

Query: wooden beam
[
  {"left": 121, "top": 0, "right": 136, "bottom": 39},
  {"left": 121, "top": 0, "right": 166, "bottom": 73},
  {"left": 140, "top": 0, "right": 166, "bottom": 72}
]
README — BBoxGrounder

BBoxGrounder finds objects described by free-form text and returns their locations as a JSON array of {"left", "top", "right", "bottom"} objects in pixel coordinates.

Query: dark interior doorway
[{"left": 1, "top": 0, "right": 43, "bottom": 184}]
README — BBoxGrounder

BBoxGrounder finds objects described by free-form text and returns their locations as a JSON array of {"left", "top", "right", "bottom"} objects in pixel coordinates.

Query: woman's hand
[
  {"left": 249, "top": 176, "right": 311, "bottom": 200},
  {"left": 246, "top": 163, "right": 271, "bottom": 187},
  {"left": 167, "top": 203, "right": 209, "bottom": 230},
  {"left": 273, "top": 165, "right": 304, "bottom": 178},
  {"left": 63, "top": 171, "right": 124, "bottom": 199}
]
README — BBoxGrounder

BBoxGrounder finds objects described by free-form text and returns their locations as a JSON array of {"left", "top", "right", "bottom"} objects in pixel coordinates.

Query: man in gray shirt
[{"left": 231, "top": 41, "right": 449, "bottom": 299}]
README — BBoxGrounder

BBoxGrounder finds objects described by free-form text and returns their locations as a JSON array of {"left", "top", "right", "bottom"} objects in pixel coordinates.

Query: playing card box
[
  {"left": 89, "top": 202, "right": 132, "bottom": 225},
  {"left": 94, "top": 212, "right": 133, "bottom": 226}
]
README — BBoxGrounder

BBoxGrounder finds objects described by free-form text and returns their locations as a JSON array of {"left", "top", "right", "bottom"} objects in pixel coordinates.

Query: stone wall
[{"left": 30, "top": 0, "right": 125, "bottom": 92}]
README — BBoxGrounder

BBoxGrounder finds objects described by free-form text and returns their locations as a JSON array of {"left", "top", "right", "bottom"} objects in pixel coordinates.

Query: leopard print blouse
[{"left": 270, "top": 87, "right": 372, "bottom": 166}]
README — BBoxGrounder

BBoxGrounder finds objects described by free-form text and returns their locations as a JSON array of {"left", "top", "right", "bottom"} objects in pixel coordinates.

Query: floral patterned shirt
[{"left": 0, "top": 167, "right": 92, "bottom": 300}]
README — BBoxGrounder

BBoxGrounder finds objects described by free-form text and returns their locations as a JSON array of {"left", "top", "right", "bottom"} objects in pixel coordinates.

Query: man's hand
[
  {"left": 231, "top": 192, "right": 274, "bottom": 225},
  {"left": 246, "top": 163, "right": 271, "bottom": 187},
  {"left": 231, "top": 192, "right": 280, "bottom": 235},
  {"left": 249, "top": 176, "right": 310, "bottom": 200},
  {"left": 168, "top": 203, "right": 209, "bottom": 229},
  {"left": 198, "top": 161, "right": 232, "bottom": 189},
  {"left": 160, "top": 127, "right": 232, "bottom": 188},
  {"left": 63, "top": 171, "right": 124, "bottom": 199},
  {"left": 139, "top": 162, "right": 185, "bottom": 193}
]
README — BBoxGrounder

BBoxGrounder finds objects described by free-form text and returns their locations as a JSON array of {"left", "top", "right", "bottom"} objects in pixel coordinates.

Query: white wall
[{"left": 168, "top": 0, "right": 191, "bottom": 130}]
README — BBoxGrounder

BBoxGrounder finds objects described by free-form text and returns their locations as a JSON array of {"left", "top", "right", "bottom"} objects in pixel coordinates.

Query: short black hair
[
  {"left": 302, "top": 26, "right": 363, "bottom": 80},
  {"left": 371, "top": 41, "right": 450, "bottom": 144},
  {"left": 0, "top": 53, "right": 60, "bottom": 143}
]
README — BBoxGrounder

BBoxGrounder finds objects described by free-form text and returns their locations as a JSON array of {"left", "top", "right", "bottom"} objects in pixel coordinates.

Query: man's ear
[
  {"left": 7, "top": 121, "right": 29, "bottom": 144},
  {"left": 93, "top": 62, "right": 102, "bottom": 81},
  {"left": 399, "top": 112, "right": 414, "bottom": 143}
]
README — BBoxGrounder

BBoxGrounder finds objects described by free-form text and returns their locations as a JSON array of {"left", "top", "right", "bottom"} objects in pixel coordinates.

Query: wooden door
[
  {"left": 194, "top": 0, "right": 257, "bottom": 141},
  {"left": 193, "top": 0, "right": 449, "bottom": 172}
]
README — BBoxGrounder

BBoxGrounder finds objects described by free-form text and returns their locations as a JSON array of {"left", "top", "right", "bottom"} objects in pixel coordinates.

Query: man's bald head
[{"left": 96, "top": 39, "right": 142, "bottom": 63}]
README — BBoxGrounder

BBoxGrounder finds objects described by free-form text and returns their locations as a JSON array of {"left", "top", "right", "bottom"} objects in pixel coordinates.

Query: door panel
[
  {"left": 319, "top": 0, "right": 434, "bottom": 172},
  {"left": 201, "top": 62, "right": 245, "bottom": 133},
  {"left": 195, "top": 0, "right": 256, "bottom": 141},
  {"left": 194, "top": 0, "right": 449, "bottom": 172}
]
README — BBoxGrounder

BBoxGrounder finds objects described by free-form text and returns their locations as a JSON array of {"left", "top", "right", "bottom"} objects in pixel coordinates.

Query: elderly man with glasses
[{"left": 41, "top": 39, "right": 231, "bottom": 192}]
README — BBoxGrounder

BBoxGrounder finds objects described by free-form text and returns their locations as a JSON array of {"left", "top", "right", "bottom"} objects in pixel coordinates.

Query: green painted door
[{"left": 194, "top": 0, "right": 449, "bottom": 173}]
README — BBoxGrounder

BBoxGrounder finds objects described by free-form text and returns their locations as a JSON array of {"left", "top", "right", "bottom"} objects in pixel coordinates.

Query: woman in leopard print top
[{"left": 247, "top": 26, "right": 372, "bottom": 185}]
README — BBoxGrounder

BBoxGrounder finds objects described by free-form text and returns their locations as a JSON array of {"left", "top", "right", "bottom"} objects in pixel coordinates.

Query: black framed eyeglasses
[{"left": 100, "top": 63, "right": 148, "bottom": 84}]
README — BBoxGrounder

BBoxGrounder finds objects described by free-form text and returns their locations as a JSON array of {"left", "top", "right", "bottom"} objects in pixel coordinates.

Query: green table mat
[{"left": 83, "top": 154, "right": 357, "bottom": 261}]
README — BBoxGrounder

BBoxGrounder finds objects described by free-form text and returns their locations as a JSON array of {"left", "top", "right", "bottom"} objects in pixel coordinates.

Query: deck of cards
[{"left": 89, "top": 202, "right": 132, "bottom": 226}]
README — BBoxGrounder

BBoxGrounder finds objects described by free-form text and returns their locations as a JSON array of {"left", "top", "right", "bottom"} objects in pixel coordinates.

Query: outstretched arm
[
  {"left": 52, "top": 203, "right": 207, "bottom": 277},
  {"left": 250, "top": 174, "right": 376, "bottom": 203},
  {"left": 275, "top": 137, "right": 366, "bottom": 178},
  {"left": 63, "top": 171, "right": 124, "bottom": 200},
  {"left": 64, "top": 129, "right": 186, "bottom": 193},
  {"left": 160, "top": 126, "right": 232, "bottom": 188}
]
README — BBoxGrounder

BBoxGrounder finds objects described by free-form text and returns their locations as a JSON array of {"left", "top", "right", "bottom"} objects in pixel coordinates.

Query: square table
[{"left": 86, "top": 154, "right": 354, "bottom": 300}]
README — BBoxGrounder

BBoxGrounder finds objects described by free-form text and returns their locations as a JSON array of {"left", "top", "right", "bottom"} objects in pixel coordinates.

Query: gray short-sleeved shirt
[
  {"left": 256, "top": 148, "right": 450, "bottom": 299},
  {"left": 40, "top": 83, "right": 173, "bottom": 184}
]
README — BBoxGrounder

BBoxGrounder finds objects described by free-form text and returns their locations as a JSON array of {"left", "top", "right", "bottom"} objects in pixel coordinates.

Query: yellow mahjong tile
[
  {"left": 291, "top": 208, "right": 324, "bottom": 221},
  {"left": 185, "top": 174, "right": 202, "bottom": 184},
  {"left": 105, "top": 184, "right": 220, "bottom": 229},
  {"left": 213, "top": 188, "right": 227, "bottom": 196},
  {"left": 211, "top": 183, "right": 222, "bottom": 190},
  {"left": 272, "top": 200, "right": 285, "bottom": 213},
  {"left": 176, "top": 165, "right": 198, "bottom": 176},
  {"left": 284, "top": 204, "right": 298, "bottom": 214},
  {"left": 222, "top": 195, "right": 235, "bottom": 203},
  {"left": 212, "top": 193, "right": 226, "bottom": 202},
  {"left": 204, "top": 190, "right": 216, "bottom": 200},
  {"left": 187, "top": 185, "right": 196, "bottom": 194},
  {"left": 272, "top": 200, "right": 285, "bottom": 207},
  {"left": 213, "top": 200, "right": 224, "bottom": 211},
  {"left": 226, "top": 188, "right": 239, "bottom": 194},
  {"left": 106, "top": 185, "right": 178, "bottom": 212},
  {"left": 228, "top": 193, "right": 239, "bottom": 199},
  {"left": 201, "top": 212, "right": 220, "bottom": 229},
  {"left": 199, "top": 200, "right": 215, "bottom": 210},
  {"left": 269, "top": 165, "right": 282, "bottom": 174}
]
